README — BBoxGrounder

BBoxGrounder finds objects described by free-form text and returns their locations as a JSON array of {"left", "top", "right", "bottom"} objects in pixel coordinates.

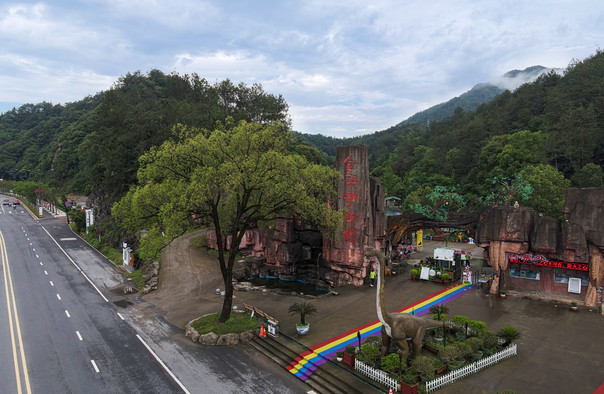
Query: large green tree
[{"left": 113, "top": 120, "right": 341, "bottom": 322}]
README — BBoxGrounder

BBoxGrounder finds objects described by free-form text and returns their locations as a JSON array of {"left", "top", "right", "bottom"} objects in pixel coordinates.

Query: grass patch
[
  {"left": 80, "top": 232, "right": 123, "bottom": 266},
  {"left": 191, "top": 312, "right": 258, "bottom": 336},
  {"left": 128, "top": 270, "right": 145, "bottom": 289}
]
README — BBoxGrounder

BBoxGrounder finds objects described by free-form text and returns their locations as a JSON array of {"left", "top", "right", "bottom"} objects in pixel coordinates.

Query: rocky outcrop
[
  {"left": 322, "top": 145, "right": 386, "bottom": 286},
  {"left": 205, "top": 145, "right": 387, "bottom": 288},
  {"left": 477, "top": 188, "right": 604, "bottom": 305},
  {"left": 141, "top": 261, "right": 160, "bottom": 294}
]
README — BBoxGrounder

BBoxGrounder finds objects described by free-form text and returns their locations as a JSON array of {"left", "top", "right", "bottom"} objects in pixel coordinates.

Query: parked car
[
  {"left": 12, "top": 200, "right": 20, "bottom": 206},
  {"left": 2, "top": 198, "right": 9, "bottom": 205}
]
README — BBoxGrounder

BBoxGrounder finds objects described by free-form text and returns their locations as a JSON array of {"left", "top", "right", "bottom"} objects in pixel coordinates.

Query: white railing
[
  {"left": 355, "top": 359, "right": 398, "bottom": 392},
  {"left": 426, "top": 344, "right": 517, "bottom": 392}
]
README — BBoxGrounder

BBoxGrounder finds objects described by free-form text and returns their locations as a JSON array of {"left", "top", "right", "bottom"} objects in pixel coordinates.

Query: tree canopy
[{"left": 113, "top": 120, "right": 341, "bottom": 322}]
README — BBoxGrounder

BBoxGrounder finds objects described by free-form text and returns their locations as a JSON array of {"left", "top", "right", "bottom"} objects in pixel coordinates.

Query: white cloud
[{"left": 0, "top": 1, "right": 602, "bottom": 135}]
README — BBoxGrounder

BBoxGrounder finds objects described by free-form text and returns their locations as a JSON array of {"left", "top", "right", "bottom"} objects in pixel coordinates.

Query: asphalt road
[{"left": 0, "top": 200, "right": 310, "bottom": 394}]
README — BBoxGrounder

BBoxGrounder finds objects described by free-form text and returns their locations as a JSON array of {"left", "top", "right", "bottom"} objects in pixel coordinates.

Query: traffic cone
[
  {"left": 389, "top": 388, "right": 393, "bottom": 394},
  {"left": 259, "top": 324, "right": 267, "bottom": 338}
]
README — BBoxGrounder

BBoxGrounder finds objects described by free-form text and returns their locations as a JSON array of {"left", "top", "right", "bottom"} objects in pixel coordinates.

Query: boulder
[
  {"left": 198, "top": 332, "right": 219, "bottom": 346},
  {"left": 216, "top": 333, "right": 241, "bottom": 346},
  {"left": 239, "top": 330, "right": 255, "bottom": 343}
]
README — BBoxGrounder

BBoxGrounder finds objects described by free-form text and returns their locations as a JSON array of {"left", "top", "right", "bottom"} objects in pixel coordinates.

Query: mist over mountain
[{"left": 398, "top": 65, "right": 561, "bottom": 127}]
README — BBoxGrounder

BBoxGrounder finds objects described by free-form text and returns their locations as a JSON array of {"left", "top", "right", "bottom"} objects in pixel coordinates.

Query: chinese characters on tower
[{"left": 343, "top": 155, "right": 358, "bottom": 244}]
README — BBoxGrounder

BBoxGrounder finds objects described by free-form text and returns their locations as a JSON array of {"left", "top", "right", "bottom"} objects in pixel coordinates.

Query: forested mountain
[
  {"left": 0, "top": 52, "right": 602, "bottom": 239},
  {"left": 295, "top": 65, "right": 556, "bottom": 166}
]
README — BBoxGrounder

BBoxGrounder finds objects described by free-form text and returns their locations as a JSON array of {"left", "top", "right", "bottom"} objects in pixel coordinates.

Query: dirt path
[{"left": 143, "top": 230, "right": 226, "bottom": 328}]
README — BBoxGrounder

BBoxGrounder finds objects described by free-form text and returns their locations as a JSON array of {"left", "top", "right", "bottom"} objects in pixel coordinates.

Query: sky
[{"left": 0, "top": 1, "right": 602, "bottom": 138}]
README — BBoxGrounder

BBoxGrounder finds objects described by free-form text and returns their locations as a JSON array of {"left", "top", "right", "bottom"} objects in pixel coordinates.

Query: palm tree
[
  {"left": 429, "top": 304, "right": 450, "bottom": 321},
  {"left": 288, "top": 302, "right": 317, "bottom": 326},
  {"left": 496, "top": 325, "right": 521, "bottom": 346}
]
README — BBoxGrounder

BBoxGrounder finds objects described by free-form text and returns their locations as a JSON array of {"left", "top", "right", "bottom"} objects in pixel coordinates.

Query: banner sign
[{"left": 507, "top": 253, "right": 588, "bottom": 272}]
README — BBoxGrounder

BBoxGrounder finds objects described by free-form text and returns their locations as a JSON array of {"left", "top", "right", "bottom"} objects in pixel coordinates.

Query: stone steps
[{"left": 249, "top": 334, "right": 383, "bottom": 394}]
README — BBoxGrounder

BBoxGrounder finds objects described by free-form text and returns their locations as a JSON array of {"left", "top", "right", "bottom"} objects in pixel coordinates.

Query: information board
[{"left": 568, "top": 277, "right": 582, "bottom": 294}]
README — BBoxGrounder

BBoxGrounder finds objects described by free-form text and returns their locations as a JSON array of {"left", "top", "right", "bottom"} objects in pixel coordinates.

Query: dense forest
[
  {"left": 0, "top": 51, "right": 602, "bottom": 246},
  {"left": 299, "top": 51, "right": 604, "bottom": 218}
]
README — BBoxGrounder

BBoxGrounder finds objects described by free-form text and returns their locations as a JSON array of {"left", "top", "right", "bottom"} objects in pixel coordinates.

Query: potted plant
[
  {"left": 335, "top": 351, "right": 343, "bottom": 362},
  {"left": 500, "top": 289, "right": 507, "bottom": 299},
  {"left": 496, "top": 325, "right": 521, "bottom": 347},
  {"left": 465, "top": 336, "right": 484, "bottom": 360},
  {"left": 288, "top": 301, "right": 317, "bottom": 336},
  {"left": 410, "top": 268, "right": 419, "bottom": 280},
  {"left": 441, "top": 273, "right": 450, "bottom": 284},
  {"left": 439, "top": 344, "right": 465, "bottom": 370},
  {"left": 571, "top": 301, "right": 578, "bottom": 311},
  {"left": 356, "top": 342, "right": 381, "bottom": 367},
  {"left": 343, "top": 345, "right": 356, "bottom": 366},
  {"left": 411, "top": 355, "right": 434, "bottom": 382},
  {"left": 480, "top": 332, "right": 498, "bottom": 355}
]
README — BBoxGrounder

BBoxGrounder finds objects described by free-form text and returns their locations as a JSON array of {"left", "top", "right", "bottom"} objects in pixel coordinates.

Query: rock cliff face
[
  {"left": 207, "top": 145, "right": 386, "bottom": 288},
  {"left": 477, "top": 188, "right": 604, "bottom": 305},
  {"left": 322, "top": 145, "right": 386, "bottom": 286}
]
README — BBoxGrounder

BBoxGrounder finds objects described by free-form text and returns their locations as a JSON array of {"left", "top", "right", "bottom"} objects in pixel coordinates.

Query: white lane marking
[
  {"left": 136, "top": 334, "right": 190, "bottom": 394},
  {"left": 32, "top": 248, "right": 35, "bottom": 252},
  {"left": 59, "top": 238, "right": 77, "bottom": 241},
  {"left": 27, "top": 238, "right": 30, "bottom": 241},
  {"left": 40, "top": 262, "right": 43, "bottom": 266},
  {"left": 40, "top": 227, "right": 109, "bottom": 303},
  {"left": 65, "top": 310, "right": 70, "bottom": 318},
  {"left": 76, "top": 331, "right": 83, "bottom": 341},
  {"left": 44, "top": 271, "right": 48, "bottom": 275},
  {"left": 117, "top": 313, "right": 125, "bottom": 321},
  {"left": 90, "top": 360, "right": 99, "bottom": 373},
  {"left": 50, "top": 281, "right": 54, "bottom": 287},
  {"left": 56, "top": 294, "right": 61, "bottom": 300},
  {"left": 35, "top": 255, "right": 38, "bottom": 258},
  {"left": 29, "top": 243, "right": 32, "bottom": 246}
]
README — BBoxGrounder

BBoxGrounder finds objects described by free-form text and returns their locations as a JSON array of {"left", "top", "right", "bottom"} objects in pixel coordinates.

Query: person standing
[{"left": 370, "top": 269, "right": 376, "bottom": 287}]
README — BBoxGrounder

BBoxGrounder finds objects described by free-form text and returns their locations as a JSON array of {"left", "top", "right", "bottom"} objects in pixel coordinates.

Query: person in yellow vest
[{"left": 370, "top": 269, "right": 376, "bottom": 287}]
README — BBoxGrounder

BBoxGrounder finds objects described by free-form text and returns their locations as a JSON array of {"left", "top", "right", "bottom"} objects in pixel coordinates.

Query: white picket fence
[
  {"left": 425, "top": 344, "right": 517, "bottom": 392},
  {"left": 355, "top": 359, "right": 399, "bottom": 392}
]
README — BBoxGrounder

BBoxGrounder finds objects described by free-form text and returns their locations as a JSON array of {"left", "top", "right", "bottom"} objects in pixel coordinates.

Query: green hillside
[{"left": 0, "top": 51, "right": 602, "bottom": 244}]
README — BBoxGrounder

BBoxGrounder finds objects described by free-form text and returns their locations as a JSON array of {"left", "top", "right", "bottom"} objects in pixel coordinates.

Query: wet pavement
[{"left": 235, "top": 240, "right": 604, "bottom": 393}]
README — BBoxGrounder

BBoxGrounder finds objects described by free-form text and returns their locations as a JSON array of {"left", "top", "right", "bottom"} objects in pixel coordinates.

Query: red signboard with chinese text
[{"left": 508, "top": 253, "right": 588, "bottom": 272}]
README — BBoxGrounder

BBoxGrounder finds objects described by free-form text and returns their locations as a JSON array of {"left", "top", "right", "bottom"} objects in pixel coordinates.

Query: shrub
[
  {"left": 480, "top": 332, "right": 499, "bottom": 350},
  {"left": 497, "top": 325, "right": 521, "bottom": 344},
  {"left": 356, "top": 343, "right": 381, "bottom": 366},
  {"left": 468, "top": 320, "right": 488, "bottom": 335},
  {"left": 438, "top": 345, "right": 462, "bottom": 363},
  {"left": 441, "top": 273, "right": 450, "bottom": 281},
  {"left": 429, "top": 304, "right": 449, "bottom": 317},
  {"left": 411, "top": 355, "right": 434, "bottom": 379},
  {"left": 456, "top": 341, "right": 472, "bottom": 358},
  {"left": 191, "top": 235, "right": 207, "bottom": 248},
  {"left": 364, "top": 335, "right": 383, "bottom": 348},
  {"left": 410, "top": 268, "right": 419, "bottom": 276},
  {"left": 345, "top": 345, "right": 356, "bottom": 355},
  {"left": 432, "top": 313, "right": 448, "bottom": 321},
  {"left": 380, "top": 353, "right": 406, "bottom": 375},
  {"left": 336, "top": 351, "right": 343, "bottom": 358},
  {"left": 465, "top": 337, "right": 484, "bottom": 353}
]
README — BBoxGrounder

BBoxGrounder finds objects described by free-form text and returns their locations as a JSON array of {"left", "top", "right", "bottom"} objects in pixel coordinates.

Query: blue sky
[{"left": 0, "top": 1, "right": 601, "bottom": 138}]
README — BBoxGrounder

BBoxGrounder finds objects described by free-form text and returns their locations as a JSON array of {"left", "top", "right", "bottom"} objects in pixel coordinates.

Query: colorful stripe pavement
[{"left": 286, "top": 282, "right": 474, "bottom": 380}]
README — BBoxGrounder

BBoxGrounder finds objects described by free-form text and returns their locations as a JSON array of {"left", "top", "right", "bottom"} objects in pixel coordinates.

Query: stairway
[{"left": 249, "top": 334, "right": 384, "bottom": 394}]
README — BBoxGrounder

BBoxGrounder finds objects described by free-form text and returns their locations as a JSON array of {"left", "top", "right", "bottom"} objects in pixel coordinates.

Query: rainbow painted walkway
[{"left": 286, "top": 282, "right": 474, "bottom": 380}]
